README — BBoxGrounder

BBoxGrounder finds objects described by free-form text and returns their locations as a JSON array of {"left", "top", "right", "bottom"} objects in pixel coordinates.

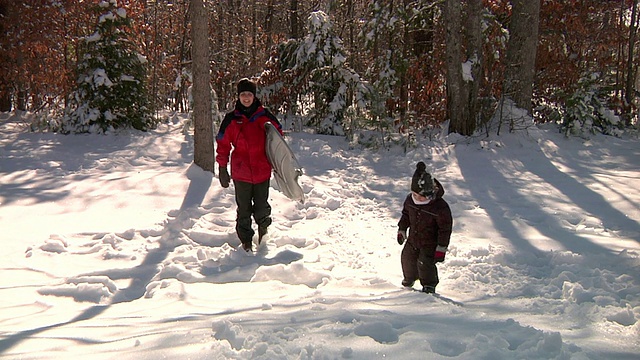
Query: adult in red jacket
[{"left": 216, "top": 78, "right": 283, "bottom": 252}]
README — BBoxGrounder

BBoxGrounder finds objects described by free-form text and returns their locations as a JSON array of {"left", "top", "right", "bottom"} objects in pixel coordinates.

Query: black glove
[
  {"left": 397, "top": 230, "right": 407, "bottom": 245},
  {"left": 219, "top": 167, "right": 230, "bottom": 188},
  {"left": 434, "top": 245, "right": 447, "bottom": 263}
]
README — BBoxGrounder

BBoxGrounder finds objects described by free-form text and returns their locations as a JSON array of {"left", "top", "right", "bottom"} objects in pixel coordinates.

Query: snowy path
[{"left": 1, "top": 113, "right": 639, "bottom": 359}]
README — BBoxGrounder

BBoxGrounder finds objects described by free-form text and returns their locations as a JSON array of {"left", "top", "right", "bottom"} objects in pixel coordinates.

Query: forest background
[{"left": 0, "top": 0, "right": 639, "bottom": 151}]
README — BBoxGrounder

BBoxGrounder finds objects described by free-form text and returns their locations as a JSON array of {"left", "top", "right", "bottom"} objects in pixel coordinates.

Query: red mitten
[{"left": 434, "top": 245, "right": 447, "bottom": 262}]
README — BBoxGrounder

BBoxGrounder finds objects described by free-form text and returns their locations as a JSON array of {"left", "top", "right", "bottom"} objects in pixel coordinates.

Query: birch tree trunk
[{"left": 191, "top": 0, "right": 214, "bottom": 173}]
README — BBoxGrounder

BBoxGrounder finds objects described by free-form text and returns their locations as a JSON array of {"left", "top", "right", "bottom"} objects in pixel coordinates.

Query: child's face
[
  {"left": 239, "top": 91, "right": 255, "bottom": 107},
  {"left": 412, "top": 191, "right": 432, "bottom": 202}
]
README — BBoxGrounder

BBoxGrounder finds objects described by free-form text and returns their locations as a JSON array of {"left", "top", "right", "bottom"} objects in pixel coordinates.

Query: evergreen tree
[
  {"left": 60, "top": 0, "right": 152, "bottom": 134},
  {"left": 361, "top": 1, "right": 399, "bottom": 133},
  {"left": 561, "top": 73, "right": 624, "bottom": 138},
  {"left": 294, "top": 11, "right": 369, "bottom": 136}
]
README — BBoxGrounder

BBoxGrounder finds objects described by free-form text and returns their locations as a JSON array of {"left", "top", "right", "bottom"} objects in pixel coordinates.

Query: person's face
[
  {"left": 412, "top": 191, "right": 433, "bottom": 203},
  {"left": 412, "top": 191, "right": 427, "bottom": 202},
  {"left": 239, "top": 91, "right": 255, "bottom": 107}
]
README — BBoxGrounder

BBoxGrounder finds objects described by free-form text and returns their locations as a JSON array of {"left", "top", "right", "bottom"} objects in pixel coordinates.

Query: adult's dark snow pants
[{"left": 233, "top": 179, "right": 272, "bottom": 244}]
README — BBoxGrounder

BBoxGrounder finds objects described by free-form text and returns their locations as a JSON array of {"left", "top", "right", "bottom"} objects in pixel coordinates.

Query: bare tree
[
  {"left": 290, "top": 0, "right": 300, "bottom": 39},
  {"left": 444, "top": 0, "right": 467, "bottom": 135},
  {"left": 445, "top": 0, "right": 483, "bottom": 136},
  {"left": 486, "top": 0, "right": 541, "bottom": 135},
  {"left": 0, "top": 0, "right": 10, "bottom": 112},
  {"left": 625, "top": 0, "right": 638, "bottom": 123},
  {"left": 191, "top": 0, "right": 214, "bottom": 173},
  {"left": 464, "top": 0, "right": 483, "bottom": 134},
  {"left": 502, "top": 0, "right": 541, "bottom": 115}
]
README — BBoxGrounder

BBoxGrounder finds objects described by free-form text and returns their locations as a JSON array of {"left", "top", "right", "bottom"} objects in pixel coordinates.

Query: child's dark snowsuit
[{"left": 398, "top": 163, "right": 453, "bottom": 292}]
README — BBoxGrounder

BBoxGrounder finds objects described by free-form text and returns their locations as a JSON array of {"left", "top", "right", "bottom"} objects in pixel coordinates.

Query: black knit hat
[
  {"left": 411, "top": 161, "right": 435, "bottom": 196},
  {"left": 237, "top": 78, "right": 257, "bottom": 96}
]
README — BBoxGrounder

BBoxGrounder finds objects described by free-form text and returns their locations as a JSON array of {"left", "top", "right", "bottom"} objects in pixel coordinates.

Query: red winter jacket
[{"left": 216, "top": 99, "right": 283, "bottom": 184}]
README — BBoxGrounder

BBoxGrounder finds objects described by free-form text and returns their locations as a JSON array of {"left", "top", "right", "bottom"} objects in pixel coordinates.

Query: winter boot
[
  {"left": 402, "top": 280, "right": 415, "bottom": 288},
  {"left": 242, "top": 241, "right": 253, "bottom": 252},
  {"left": 422, "top": 286, "right": 436, "bottom": 294},
  {"left": 258, "top": 226, "right": 268, "bottom": 244}
]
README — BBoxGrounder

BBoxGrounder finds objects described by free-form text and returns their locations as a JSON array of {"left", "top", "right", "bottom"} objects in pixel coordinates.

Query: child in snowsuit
[
  {"left": 216, "top": 78, "right": 283, "bottom": 252},
  {"left": 397, "top": 161, "right": 453, "bottom": 293}
]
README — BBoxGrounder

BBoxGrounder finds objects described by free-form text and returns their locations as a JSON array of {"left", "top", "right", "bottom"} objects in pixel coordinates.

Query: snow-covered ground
[{"left": 0, "top": 111, "right": 638, "bottom": 359}]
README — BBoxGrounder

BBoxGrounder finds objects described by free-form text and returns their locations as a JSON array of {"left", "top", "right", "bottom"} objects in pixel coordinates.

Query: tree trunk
[
  {"left": 463, "top": 0, "right": 482, "bottom": 135},
  {"left": 445, "top": 0, "right": 468, "bottom": 135},
  {"left": 0, "top": 84, "right": 12, "bottom": 112},
  {"left": 0, "top": 1, "right": 10, "bottom": 112},
  {"left": 251, "top": 0, "right": 257, "bottom": 69},
  {"left": 398, "top": 0, "right": 410, "bottom": 121},
  {"left": 502, "top": 0, "right": 541, "bottom": 114},
  {"left": 289, "top": 0, "right": 299, "bottom": 39},
  {"left": 625, "top": 0, "right": 638, "bottom": 120},
  {"left": 191, "top": 0, "right": 214, "bottom": 173},
  {"left": 264, "top": 0, "right": 274, "bottom": 51}
]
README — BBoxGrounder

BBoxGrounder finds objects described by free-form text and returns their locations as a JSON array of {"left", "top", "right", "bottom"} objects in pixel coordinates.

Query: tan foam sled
[{"left": 265, "top": 122, "right": 305, "bottom": 203}]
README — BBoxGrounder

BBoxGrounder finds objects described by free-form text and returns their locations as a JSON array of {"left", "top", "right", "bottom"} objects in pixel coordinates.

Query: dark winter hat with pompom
[
  {"left": 237, "top": 78, "right": 257, "bottom": 96},
  {"left": 411, "top": 161, "right": 435, "bottom": 197}
]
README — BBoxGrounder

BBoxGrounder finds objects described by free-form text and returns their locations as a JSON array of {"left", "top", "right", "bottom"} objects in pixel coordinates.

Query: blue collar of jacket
[{"left": 234, "top": 106, "right": 265, "bottom": 123}]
